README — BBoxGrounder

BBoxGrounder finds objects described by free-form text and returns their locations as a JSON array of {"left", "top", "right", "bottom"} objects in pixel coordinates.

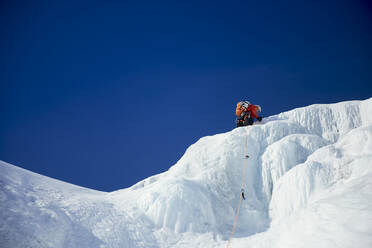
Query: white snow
[{"left": 1, "top": 98, "right": 372, "bottom": 248}]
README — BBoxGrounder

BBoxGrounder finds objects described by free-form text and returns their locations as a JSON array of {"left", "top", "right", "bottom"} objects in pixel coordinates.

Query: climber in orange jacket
[{"left": 235, "top": 101, "right": 262, "bottom": 127}]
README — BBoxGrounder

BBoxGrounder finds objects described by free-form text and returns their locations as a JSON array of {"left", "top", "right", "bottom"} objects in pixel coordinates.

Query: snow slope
[{"left": 1, "top": 98, "right": 372, "bottom": 248}]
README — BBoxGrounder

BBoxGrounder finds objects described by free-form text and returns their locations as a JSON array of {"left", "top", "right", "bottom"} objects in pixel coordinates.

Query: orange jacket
[
  {"left": 247, "top": 105, "right": 259, "bottom": 119},
  {"left": 236, "top": 102, "right": 261, "bottom": 119},
  {"left": 235, "top": 103, "right": 246, "bottom": 117}
]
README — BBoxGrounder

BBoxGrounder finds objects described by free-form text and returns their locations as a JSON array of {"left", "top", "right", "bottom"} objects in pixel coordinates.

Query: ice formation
[{"left": 1, "top": 98, "right": 371, "bottom": 248}]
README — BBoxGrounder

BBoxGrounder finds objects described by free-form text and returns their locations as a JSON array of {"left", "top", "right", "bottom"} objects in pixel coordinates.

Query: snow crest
[{"left": 1, "top": 98, "right": 372, "bottom": 248}]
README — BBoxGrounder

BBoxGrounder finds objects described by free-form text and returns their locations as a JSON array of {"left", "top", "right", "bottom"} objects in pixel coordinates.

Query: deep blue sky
[{"left": 1, "top": 0, "right": 371, "bottom": 191}]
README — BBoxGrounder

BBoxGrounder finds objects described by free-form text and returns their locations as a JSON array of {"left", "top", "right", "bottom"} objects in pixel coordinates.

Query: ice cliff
[{"left": 1, "top": 98, "right": 372, "bottom": 248}]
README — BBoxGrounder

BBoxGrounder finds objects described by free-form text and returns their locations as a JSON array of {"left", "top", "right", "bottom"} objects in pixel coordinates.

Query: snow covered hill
[{"left": 1, "top": 98, "right": 372, "bottom": 248}]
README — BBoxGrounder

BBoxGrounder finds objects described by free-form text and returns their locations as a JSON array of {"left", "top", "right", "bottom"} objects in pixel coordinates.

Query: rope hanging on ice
[{"left": 225, "top": 127, "right": 250, "bottom": 248}]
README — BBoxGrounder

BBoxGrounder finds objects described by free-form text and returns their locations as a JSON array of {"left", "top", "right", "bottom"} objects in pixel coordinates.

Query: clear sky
[{"left": 1, "top": 0, "right": 371, "bottom": 191}]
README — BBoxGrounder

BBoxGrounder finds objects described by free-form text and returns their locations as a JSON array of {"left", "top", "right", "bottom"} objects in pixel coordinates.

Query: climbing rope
[{"left": 225, "top": 126, "right": 250, "bottom": 248}]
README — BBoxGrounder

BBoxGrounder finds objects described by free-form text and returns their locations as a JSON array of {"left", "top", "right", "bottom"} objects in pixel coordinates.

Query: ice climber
[{"left": 235, "top": 101, "right": 262, "bottom": 127}]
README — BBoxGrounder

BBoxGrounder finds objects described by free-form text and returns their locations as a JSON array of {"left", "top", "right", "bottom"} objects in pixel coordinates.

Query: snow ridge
[{"left": 1, "top": 98, "right": 372, "bottom": 248}]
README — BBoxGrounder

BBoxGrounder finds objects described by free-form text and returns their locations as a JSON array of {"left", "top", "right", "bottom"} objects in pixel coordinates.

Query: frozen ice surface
[{"left": 1, "top": 98, "right": 372, "bottom": 248}]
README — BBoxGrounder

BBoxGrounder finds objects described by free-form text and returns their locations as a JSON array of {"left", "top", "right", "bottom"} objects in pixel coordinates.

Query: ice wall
[{"left": 1, "top": 97, "right": 371, "bottom": 248}]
